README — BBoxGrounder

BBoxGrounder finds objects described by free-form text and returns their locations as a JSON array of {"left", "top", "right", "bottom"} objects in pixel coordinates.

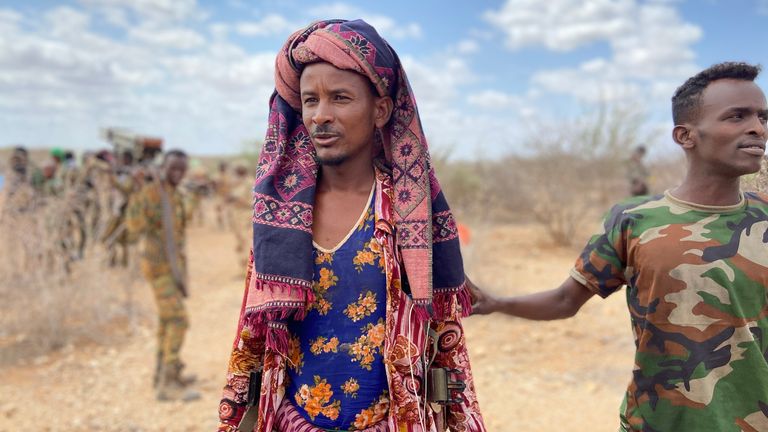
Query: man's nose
[
  {"left": 312, "top": 100, "right": 333, "bottom": 125},
  {"left": 748, "top": 114, "right": 767, "bottom": 137}
]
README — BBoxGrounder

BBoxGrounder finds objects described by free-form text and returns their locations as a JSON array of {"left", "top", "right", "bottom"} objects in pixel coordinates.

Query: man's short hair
[
  {"left": 163, "top": 149, "right": 188, "bottom": 164},
  {"left": 672, "top": 62, "right": 762, "bottom": 124}
]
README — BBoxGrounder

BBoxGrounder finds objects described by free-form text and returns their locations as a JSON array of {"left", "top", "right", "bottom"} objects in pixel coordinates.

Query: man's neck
[
  {"left": 671, "top": 172, "right": 742, "bottom": 206},
  {"left": 317, "top": 159, "right": 375, "bottom": 194}
]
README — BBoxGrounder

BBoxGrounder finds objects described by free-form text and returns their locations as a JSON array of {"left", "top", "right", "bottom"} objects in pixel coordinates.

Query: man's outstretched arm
[{"left": 468, "top": 276, "right": 595, "bottom": 320}]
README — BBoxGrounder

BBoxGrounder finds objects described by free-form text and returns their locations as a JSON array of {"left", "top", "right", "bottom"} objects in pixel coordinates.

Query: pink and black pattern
[
  {"left": 253, "top": 193, "right": 313, "bottom": 233},
  {"left": 432, "top": 210, "right": 459, "bottom": 244}
]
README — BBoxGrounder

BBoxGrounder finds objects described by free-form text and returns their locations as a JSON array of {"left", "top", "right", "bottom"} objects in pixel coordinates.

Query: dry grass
[{"left": 0, "top": 192, "right": 149, "bottom": 365}]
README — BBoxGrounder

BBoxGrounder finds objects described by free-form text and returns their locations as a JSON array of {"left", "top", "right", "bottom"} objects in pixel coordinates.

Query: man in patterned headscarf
[
  {"left": 472, "top": 62, "right": 768, "bottom": 431},
  {"left": 217, "top": 19, "right": 485, "bottom": 432}
]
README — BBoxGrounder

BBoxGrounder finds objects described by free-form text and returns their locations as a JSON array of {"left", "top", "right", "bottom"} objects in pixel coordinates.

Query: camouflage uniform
[
  {"left": 572, "top": 191, "right": 768, "bottom": 431},
  {"left": 101, "top": 167, "right": 135, "bottom": 266},
  {"left": 126, "top": 181, "right": 189, "bottom": 369}
]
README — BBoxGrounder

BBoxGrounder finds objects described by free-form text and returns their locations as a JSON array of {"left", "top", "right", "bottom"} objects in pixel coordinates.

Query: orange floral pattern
[
  {"left": 344, "top": 290, "right": 377, "bottom": 322},
  {"left": 355, "top": 206, "right": 374, "bottom": 232},
  {"left": 352, "top": 391, "right": 389, "bottom": 430},
  {"left": 294, "top": 375, "right": 341, "bottom": 421},
  {"left": 314, "top": 251, "right": 333, "bottom": 265},
  {"left": 287, "top": 334, "right": 304, "bottom": 374},
  {"left": 352, "top": 239, "right": 384, "bottom": 273},
  {"left": 309, "top": 336, "right": 339, "bottom": 355},
  {"left": 309, "top": 267, "right": 338, "bottom": 315},
  {"left": 347, "top": 318, "right": 386, "bottom": 370},
  {"left": 341, "top": 378, "right": 360, "bottom": 398}
]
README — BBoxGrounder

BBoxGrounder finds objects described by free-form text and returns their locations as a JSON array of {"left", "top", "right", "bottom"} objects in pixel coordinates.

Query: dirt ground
[{"left": 0, "top": 218, "right": 634, "bottom": 432}]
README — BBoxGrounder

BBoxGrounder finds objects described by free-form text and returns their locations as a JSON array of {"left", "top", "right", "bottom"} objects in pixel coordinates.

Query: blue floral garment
[{"left": 285, "top": 192, "right": 390, "bottom": 430}]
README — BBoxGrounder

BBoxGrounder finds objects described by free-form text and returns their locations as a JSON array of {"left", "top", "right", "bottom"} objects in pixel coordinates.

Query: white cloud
[
  {"left": 44, "top": 6, "right": 91, "bottom": 36},
  {"left": 307, "top": 3, "right": 422, "bottom": 40},
  {"left": 401, "top": 55, "right": 475, "bottom": 110},
  {"left": 0, "top": 3, "right": 277, "bottom": 155},
  {"left": 0, "top": 8, "right": 22, "bottom": 24},
  {"left": 128, "top": 24, "right": 206, "bottom": 49},
  {"left": 456, "top": 39, "right": 479, "bottom": 54},
  {"left": 467, "top": 90, "right": 523, "bottom": 109},
  {"left": 484, "top": 0, "right": 635, "bottom": 51},
  {"left": 235, "top": 14, "right": 298, "bottom": 37},
  {"left": 78, "top": 0, "right": 204, "bottom": 23},
  {"left": 485, "top": 0, "right": 701, "bottom": 106},
  {"left": 209, "top": 23, "right": 229, "bottom": 40}
]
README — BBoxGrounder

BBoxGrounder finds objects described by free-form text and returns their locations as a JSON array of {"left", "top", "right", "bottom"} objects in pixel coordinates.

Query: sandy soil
[{"left": 0, "top": 221, "right": 634, "bottom": 432}]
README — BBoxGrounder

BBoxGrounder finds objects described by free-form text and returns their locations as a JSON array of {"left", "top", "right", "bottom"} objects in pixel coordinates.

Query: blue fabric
[{"left": 286, "top": 194, "right": 388, "bottom": 430}]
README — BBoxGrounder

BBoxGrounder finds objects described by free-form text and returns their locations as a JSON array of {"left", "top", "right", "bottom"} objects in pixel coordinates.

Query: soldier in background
[
  {"left": 126, "top": 149, "right": 200, "bottom": 402},
  {"left": 102, "top": 150, "right": 137, "bottom": 267},
  {"left": 625, "top": 145, "right": 650, "bottom": 196},
  {"left": 1, "top": 147, "right": 42, "bottom": 215},
  {"left": 181, "top": 159, "right": 213, "bottom": 227},
  {"left": 213, "top": 161, "right": 231, "bottom": 230}
]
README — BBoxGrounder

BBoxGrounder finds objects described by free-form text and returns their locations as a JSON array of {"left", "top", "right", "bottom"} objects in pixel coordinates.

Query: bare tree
[{"left": 515, "top": 102, "right": 661, "bottom": 245}]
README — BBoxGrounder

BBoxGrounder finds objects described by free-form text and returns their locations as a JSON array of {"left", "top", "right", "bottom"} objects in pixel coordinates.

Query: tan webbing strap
[{"left": 157, "top": 180, "right": 186, "bottom": 293}]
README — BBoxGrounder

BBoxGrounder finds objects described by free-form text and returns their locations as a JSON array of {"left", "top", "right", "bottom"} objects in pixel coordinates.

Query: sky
[{"left": 1, "top": 0, "right": 768, "bottom": 160}]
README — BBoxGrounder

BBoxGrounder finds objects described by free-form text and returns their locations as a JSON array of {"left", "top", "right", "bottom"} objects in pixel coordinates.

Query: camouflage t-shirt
[{"left": 571, "top": 191, "right": 768, "bottom": 432}]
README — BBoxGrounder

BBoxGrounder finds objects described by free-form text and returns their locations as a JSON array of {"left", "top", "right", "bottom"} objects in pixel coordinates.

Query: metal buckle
[{"left": 427, "top": 367, "right": 466, "bottom": 405}]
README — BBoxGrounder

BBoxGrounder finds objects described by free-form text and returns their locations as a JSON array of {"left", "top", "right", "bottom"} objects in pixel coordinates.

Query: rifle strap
[{"left": 157, "top": 180, "right": 185, "bottom": 288}]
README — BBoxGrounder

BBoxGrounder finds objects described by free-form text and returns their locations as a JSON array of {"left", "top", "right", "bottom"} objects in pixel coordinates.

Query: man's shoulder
[{"left": 603, "top": 194, "right": 666, "bottom": 220}]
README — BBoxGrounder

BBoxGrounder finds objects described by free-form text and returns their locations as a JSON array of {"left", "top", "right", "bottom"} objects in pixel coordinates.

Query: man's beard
[{"left": 314, "top": 153, "right": 347, "bottom": 166}]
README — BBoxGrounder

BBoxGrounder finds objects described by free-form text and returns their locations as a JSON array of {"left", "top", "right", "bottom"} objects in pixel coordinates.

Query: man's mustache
[{"left": 311, "top": 125, "right": 339, "bottom": 136}]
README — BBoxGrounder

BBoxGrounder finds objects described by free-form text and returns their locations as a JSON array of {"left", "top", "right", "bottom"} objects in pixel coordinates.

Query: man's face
[
  {"left": 688, "top": 79, "right": 768, "bottom": 177},
  {"left": 10, "top": 151, "right": 27, "bottom": 174},
  {"left": 164, "top": 155, "right": 188, "bottom": 187},
  {"left": 300, "top": 62, "right": 388, "bottom": 166}
]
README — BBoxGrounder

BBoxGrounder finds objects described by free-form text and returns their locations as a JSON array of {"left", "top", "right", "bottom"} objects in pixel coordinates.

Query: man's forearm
[
  {"left": 490, "top": 290, "right": 578, "bottom": 320},
  {"left": 486, "top": 278, "right": 594, "bottom": 320}
]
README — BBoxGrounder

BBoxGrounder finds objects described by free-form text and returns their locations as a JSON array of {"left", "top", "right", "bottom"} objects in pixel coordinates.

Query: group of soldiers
[
  {"left": 1, "top": 145, "right": 254, "bottom": 271},
  {"left": 1, "top": 144, "right": 255, "bottom": 400}
]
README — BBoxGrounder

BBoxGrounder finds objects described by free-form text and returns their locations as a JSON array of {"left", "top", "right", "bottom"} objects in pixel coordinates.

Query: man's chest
[
  {"left": 313, "top": 190, "right": 372, "bottom": 250},
  {"left": 625, "top": 215, "right": 768, "bottom": 319}
]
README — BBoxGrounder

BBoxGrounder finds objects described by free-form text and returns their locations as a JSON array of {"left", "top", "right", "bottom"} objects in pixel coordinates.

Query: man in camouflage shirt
[
  {"left": 126, "top": 149, "right": 200, "bottom": 401},
  {"left": 471, "top": 62, "right": 768, "bottom": 431}
]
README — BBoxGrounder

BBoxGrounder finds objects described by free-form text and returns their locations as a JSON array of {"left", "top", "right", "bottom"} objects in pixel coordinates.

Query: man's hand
[{"left": 466, "top": 277, "right": 497, "bottom": 315}]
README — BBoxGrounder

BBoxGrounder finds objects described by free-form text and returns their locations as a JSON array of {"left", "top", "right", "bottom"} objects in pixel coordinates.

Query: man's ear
[
  {"left": 374, "top": 96, "right": 394, "bottom": 129},
  {"left": 672, "top": 124, "right": 696, "bottom": 150}
]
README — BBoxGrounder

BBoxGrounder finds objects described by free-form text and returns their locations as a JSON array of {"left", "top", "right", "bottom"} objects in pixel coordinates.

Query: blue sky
[{"left": 1, "top": 0, "right": 767, "bottom": 159}]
